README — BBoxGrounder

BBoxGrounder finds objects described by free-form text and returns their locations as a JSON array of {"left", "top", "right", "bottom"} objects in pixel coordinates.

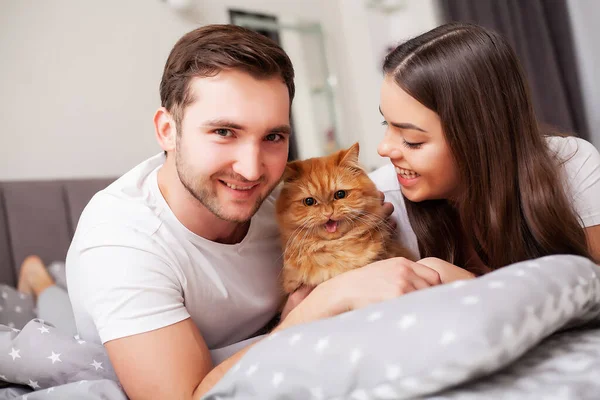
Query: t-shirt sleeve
[
  {"left": 558, "top": 137, "right": 600, "bottom": 227},
  {"left": 69, "top": 226, "right": 190, "bottom": 344}
]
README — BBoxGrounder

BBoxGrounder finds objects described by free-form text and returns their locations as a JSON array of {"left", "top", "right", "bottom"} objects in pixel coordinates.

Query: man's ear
[
  {"left": 154, "top": 107, "right": 177, "bottom": 153},
  {"left": 337, "top": 142, "right": 361, "bottom": 170},
  {"left": 282, "top": 161, "right": 303, "bottom": 182}
]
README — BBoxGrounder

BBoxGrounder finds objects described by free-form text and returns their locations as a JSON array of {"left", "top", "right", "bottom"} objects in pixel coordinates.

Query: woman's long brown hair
[{"left": 383, "top": 22, "right": 592, "bottom": 272}]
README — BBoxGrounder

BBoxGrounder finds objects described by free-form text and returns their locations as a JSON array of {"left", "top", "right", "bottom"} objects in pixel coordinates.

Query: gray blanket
[{"left": 1, "top": 255, "right": 599, "bottom": 399}]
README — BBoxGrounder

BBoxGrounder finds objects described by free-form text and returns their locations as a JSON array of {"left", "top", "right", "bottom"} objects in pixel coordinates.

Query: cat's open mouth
[{"left": 325, "top": 219, "right": 338, "bottom": 233}]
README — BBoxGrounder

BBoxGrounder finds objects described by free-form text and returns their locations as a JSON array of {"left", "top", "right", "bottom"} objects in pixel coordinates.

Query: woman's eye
[
  {"left": 334, "top": 190, "right": 346, "bottom": 200},
  {"left": 215, "top": 129, "right": 233, "bottom": 137},
  {"left": 403, "top": 140, "right": 423, "bottom": 149},
  {"left": 303, "top": 197, "right": 316, "bottom": 206}
]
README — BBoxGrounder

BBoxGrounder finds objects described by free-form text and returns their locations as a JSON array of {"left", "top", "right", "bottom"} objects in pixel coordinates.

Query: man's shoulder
[{"left": 74, "top": 153, "right": 167, "bottom": 246}]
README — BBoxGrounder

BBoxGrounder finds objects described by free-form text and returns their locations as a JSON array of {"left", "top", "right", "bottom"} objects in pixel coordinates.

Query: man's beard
[{"left": 175, "top": 150, "right": 276, "bottom": 223}]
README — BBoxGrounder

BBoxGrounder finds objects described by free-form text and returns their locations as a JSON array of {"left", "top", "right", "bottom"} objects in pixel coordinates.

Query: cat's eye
[
  {"left": 334, "top": 190, "right": 346, "bottom": 200},
  {"left": 303, "top": 197, "right": 316, "bottom": 206}
]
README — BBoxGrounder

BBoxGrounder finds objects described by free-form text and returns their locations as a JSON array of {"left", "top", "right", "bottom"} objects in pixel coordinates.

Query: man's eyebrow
[
  {"left": 202, "top": 120, "right": 292, "bottom": 135},
  {"left": 378, "top": 106, "right": 427, "bottom": 133},
  {"left": 202, "top": 119, "right": 245, "bottom": 130},
  {"left": 270, "top": 125, "right": 292, "bottom": 135}
]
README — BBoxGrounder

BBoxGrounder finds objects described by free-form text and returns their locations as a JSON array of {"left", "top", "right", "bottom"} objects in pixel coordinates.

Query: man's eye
[
  {"left": 266, "top": 133, "right": 283, "bottom": 142},
  {"left": 215, "top": 129, "right": 233, "bottom": 137}
]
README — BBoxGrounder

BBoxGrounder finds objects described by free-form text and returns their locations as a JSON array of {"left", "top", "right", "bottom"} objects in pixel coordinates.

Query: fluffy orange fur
[{"left": 275, "top": 143, "right": 413, "bottom": 294}]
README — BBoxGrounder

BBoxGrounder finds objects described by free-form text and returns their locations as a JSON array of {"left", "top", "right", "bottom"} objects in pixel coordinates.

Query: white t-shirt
[
  {"left": 368, "top": 136, "right": 600, "bottom": 258},
  {"left": 66, "top": 153, "right": 284, "bottom": 349}
]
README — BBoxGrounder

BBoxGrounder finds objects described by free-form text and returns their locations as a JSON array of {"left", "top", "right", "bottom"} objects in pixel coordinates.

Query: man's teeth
[
  {"left": 224, "top": 182, "right": 256, "bottom": 191},
  {"left": 395, "top": 166, "right": 419, "bottom": 178}
]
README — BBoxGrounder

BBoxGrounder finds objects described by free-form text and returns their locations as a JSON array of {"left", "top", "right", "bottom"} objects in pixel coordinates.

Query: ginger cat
[{"left": 275, "top": 143, "right": 414, "bottom": 294}]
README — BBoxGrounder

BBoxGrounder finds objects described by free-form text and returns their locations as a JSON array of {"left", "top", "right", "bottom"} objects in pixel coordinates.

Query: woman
[{"left": 374, "top": 22, "right": 600, "bottom": 276}]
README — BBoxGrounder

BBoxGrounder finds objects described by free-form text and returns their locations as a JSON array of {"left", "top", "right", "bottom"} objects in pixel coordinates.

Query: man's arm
[
  {"left": 105, "top": 318, "right": 212, "bottom": 399},
  {"left": 193, "top": 256, "right": 442, "bottom": 397}
]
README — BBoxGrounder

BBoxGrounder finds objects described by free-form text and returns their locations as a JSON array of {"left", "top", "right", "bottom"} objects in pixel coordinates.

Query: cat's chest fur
[{"left": 282, "top": 228, "right": 388, "bottom": 292}]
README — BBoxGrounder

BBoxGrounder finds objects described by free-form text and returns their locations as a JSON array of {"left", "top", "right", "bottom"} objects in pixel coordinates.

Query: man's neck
[{"left": 156, "top": 161, "right": 250, "bottom": 244}]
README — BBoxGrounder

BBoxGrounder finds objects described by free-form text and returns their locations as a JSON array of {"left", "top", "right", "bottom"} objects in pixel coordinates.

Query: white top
[
  {"left": 65, "top": 153, "right": 284, "bottom": 349},
  {"left": 368, "top": 136, "right": 600, "bottom": 258}
]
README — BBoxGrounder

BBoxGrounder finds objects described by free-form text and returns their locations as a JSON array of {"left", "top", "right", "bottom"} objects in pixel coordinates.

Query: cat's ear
[
  {"left": 282, "top": 161, "right": 302, "bottom": 182},
  {"left": 337, "top": 142, "right": 361, "bottom": 170}
]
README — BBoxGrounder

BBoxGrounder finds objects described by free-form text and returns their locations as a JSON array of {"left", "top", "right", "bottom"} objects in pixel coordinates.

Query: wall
[
  {"left": 567, "top": 0, "right": 600, "bottom": 148},
  {"left": 0, "top": 0, "right": 442, "bottom": 180},
  {"left": 0, "top": 0, "right": 199, "bottom": 180}
]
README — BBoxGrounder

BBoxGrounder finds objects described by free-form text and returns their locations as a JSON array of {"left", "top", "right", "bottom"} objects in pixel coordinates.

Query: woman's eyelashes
[{"left": 381, "top": 121, "right": 424, "bottom": 149}]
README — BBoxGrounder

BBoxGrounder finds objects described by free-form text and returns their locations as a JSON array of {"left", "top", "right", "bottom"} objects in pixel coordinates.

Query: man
[{"left": 65, "top": 25, "right": 447, "bottom": 399}]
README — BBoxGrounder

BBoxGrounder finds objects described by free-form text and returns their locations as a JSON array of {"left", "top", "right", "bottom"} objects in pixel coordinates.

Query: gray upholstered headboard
[{"left": 0, "top": 178, "right": 114, "bottom": 287}]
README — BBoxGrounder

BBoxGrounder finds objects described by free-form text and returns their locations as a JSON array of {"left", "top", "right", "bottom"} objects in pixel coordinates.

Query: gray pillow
[
  {"left": 0, "top": 284, "right": 35, "bottom": 330},
  {"left": 205, "top": 255, "right": 600, "bottom": 399}
]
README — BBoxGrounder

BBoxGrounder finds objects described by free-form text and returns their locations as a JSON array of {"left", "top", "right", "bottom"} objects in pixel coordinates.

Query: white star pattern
[
  {"left": 28, "top": 379, "right": 40, "bottom": 389},
  {"left": 266, "top": 332, "right": 279, "bottom": 341},
  {"left": 310, "top": 387, "right": 324, "bottom": 400},
  {"left": 503, "top": 324, "right": 515, "bottom": 338},
  {"left": 367, "top": 311, "right": 383, "bottom": 322},
  {"left": 288, "top": 333, "right": 302, "bottom": 346},
  {"left": 91, "top": 360, "right": 104, "bottom": 370},
  {"left": 385, "top": 364, "right": 402, "bottom": 380},
  {"left": 9, "top": 347, "right": 21, "bottom": 361},
  {"left": 350, "top": 348, "right": 362, "bottom": 364},
  {"left": 272, "top": 372, "right": 284, "bottom": 387},
  {"left": 462, "top": 296, "right": 480, "bottom": 305},
  {"left": 315, "top": 336, "right": 330, "bottom": 353},
  {"left": 452, "top": 280, "right": 467, "bottom": 288},
  {"left": 350, "top": 389, "right": 369, "bottom": 400},
  {"left": 399, "top": 377, "right": 420, "bottom": 389},
  {"left": 38, "top": 326, "right": 50, "bottom": 334},
  {"left": 488, "top": 280, "right": 505, "bottom": 289},
  {"left": 440, "top": 330, "right": 456, "bottom": 346},
  {"left": 48, "top": 351, "right": 62, "bottom": 364},
  {"left": 373, "top": 384, "right": 399, "bottom": 399},
  {"left": 246, "top": 364, "right": 258, "bottom": 376},
  {"left": 397, "top": 314, "right": 416, "bottom": 330}
]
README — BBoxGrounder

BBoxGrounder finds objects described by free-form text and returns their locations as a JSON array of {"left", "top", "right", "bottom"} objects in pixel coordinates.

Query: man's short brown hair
[{"left": 160, "top": 24, "right": 295, "bottom": 131}]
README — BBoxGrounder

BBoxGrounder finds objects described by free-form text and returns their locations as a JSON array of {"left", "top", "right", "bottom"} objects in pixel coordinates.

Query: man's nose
[{"left": 232, "top": 144, "right": 263, "bottom": 182}]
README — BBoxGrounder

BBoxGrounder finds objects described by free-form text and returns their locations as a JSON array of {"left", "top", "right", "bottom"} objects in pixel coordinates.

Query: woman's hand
[{"left": 417, "top": 257, "right": 476, "bottom": 284}]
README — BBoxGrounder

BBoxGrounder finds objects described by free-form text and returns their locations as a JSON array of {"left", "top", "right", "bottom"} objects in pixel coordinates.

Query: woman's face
[{"left": 378, "top": 75, "right": 460, "bottom": 202}]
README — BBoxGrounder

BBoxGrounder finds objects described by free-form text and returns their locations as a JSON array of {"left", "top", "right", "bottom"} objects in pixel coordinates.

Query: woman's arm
[{"left": 417, "top": 257, "right": 476, "bottom": 284}]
